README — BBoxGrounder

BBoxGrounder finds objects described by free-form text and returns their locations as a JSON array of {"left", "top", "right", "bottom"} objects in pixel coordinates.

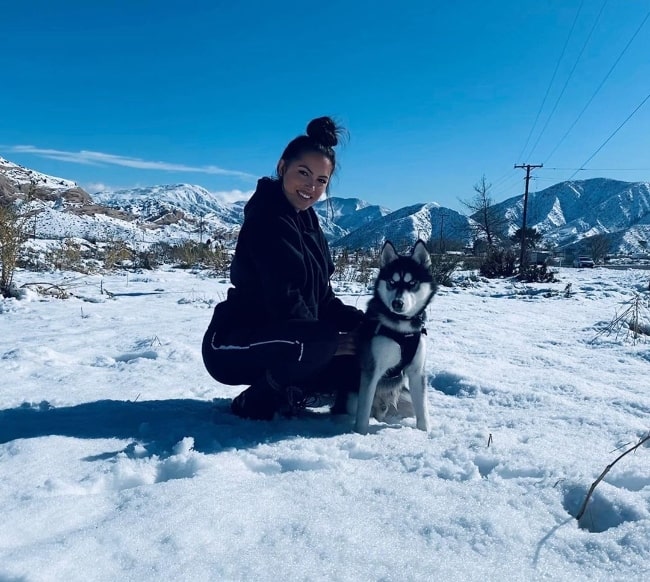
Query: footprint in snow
[
  {"left": 49, "top": 438, "right": 206, "bottom": 494},
  {"left": 114, "top": 350, "right": 158, "bottom": 363}
]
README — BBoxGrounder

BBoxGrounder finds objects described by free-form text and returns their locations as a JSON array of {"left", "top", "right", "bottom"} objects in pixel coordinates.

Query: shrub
[
  {"left": 48, "top": 238, "right": 83, "bottom": 271},
  {"left": 430, "top": 253, "right": 462, "bottom": 287},
  {"left": 0, "top": 202, "right": 29, "bottom": 297},
  {"left": 517, "top": 263, "right": 558, "bottom": 283},
  {"left": 103, "top": 239, "right": 133, "bottom": 270},
  {"left": 168, "top": 241, "right": 231, "bottom": 273},
  {"left": 479, "top": 248, "right": 517, "bottom": 278}
]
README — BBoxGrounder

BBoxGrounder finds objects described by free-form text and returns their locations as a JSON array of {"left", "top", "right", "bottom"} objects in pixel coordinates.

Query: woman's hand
[{"left": 335, "top": 331, "right": 358, "bottom": 356}]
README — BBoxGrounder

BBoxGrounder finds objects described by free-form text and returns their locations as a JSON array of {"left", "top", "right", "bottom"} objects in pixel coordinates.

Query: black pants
[{"left": 202, "top": 319, "right": 359, "bottom": 397}]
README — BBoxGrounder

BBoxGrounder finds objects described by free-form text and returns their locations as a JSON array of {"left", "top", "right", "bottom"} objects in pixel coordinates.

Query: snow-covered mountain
[
  {"left": 0, "top": 156, "right": 77, "bottom": 193},
  {"left": 333, "top": 202, "right": 474, "bottom": 250},
  {"left": 492, "top": 178, "right": 650, "bottom": 254},
  {"left": 92, "top": 184, "right": 245, "bottom": 227},
  {"left": 314, "top": 197, "right": 392, "bottom": 240},
  {"left": 91, "top": 184, "right": 246, "bottom": 244},
  {"left": 316, "top": 197, "right": 391, "bottom": 230},
  {"left": 0, "top": 157, "right": 181, "bottom": 243},
  {"left": 337, "top": 178, "right": 650, "bottom": 253}
]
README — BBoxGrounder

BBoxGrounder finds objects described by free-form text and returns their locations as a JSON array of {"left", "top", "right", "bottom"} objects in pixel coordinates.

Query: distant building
[{"left": 527, "top": 250, "right": 552, "bottom": 265}]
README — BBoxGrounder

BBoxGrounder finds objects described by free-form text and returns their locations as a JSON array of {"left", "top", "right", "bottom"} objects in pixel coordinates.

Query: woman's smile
[{"left": 278, "top": 151, "right": 332, "bottom": 211}]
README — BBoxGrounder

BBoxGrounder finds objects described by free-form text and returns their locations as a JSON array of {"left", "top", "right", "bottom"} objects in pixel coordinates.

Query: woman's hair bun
[{"left": 306, "top": 116, "right": 341, "bottom": 149}]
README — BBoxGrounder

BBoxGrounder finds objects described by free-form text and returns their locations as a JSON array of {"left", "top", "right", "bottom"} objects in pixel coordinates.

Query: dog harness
[{"left": 375, "top": 324, "right": 427, "bottom": 379}]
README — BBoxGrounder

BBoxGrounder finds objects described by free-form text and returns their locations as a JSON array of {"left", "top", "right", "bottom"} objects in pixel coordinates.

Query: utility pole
[{"left": 514, "top": 163, "right": 543, "bottom": 269}]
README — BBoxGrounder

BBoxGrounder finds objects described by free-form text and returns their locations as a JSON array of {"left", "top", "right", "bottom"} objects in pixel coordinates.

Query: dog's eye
[
  {"left": 386, "top": 280, "right": 397, "bottom": 289},
  {"left": 408, "top": 280, "right": 417, "bottom": 288}
]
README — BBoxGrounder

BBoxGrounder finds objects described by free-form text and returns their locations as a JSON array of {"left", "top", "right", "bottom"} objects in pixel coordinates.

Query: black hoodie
[{"left": 210, "top": 178, "right": 362, "bottom": 337}]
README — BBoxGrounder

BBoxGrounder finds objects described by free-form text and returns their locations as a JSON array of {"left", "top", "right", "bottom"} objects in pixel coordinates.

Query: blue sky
[{"left": 2, "top": 0, "right": 649, "bottom": 211}]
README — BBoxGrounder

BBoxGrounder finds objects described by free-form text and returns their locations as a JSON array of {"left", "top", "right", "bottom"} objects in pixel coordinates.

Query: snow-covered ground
[{"left": 1, "top": 266, "right": 649, "bottom": 581}]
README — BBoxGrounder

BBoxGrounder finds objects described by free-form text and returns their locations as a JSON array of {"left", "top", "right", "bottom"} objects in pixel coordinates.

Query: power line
[
  {"left": 568, "top": 90, "right": 650, "bottom": 180},
  {"left": 526, "top": 0, "right": 609, "bottom": 160},
  {"left": 544, "top": 8, "right": 650, "bottom": 163},
  {"left": 490, "top": 173, "right": 528, "bottom": 202},
  {"left": 516, "top": 0, "right": 585, "bottom": 163},
  {"left": 490, "top": 169, "right": 521, "bottom": 190},
  {"left": 545, "top": 167, "right": 650, "bottom": 172}
]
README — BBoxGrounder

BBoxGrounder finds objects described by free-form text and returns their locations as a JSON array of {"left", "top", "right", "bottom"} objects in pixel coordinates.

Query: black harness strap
[{"left": 375, "top": 324, "right": 427, "bottom": 379}]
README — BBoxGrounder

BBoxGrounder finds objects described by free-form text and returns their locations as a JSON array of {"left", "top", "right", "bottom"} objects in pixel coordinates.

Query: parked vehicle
[{"left": 573, "top": 256, "right": 595, "bottom": 268}]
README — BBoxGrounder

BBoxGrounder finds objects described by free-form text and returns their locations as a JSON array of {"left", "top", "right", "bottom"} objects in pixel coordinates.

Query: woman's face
[{"left": 277, "top": 151, "right": 333, "bottom": 212}]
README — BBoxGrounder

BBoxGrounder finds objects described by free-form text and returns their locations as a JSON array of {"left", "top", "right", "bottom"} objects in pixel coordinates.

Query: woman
[{"left": 202, "top": 117, "right": 363, "bottom": 420}]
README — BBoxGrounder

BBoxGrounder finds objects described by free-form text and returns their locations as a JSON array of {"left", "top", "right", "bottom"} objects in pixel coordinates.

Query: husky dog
[{"left": 354, "top": 239, "right": 437, "bottom": 434}]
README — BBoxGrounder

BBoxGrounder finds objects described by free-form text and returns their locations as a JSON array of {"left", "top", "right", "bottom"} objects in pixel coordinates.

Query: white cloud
[
  {"left": 8, "top": 145, "right": 256, "bottom": 180},
  {"left": 211, "top": 189, "right": 254, "bottom": 204},
  {"left": 83, "top": 182, "right": 115, "bottom": 194}
]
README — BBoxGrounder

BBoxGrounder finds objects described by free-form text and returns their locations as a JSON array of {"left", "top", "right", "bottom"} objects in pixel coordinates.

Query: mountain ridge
[{"left": 1, "top": 155, "right": 649, "bottom": 255}]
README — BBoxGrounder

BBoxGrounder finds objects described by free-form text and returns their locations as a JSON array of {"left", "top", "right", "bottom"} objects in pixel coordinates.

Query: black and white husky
[{"left": 354, "top": 239, "right": 437, "bottom": 434}]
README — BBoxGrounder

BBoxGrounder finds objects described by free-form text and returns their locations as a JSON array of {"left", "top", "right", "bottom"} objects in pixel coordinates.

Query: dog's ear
[
  {"left": 412, "top": 239, "right": 431, "bottom": 268},
  {"left": 380, "top": 240, "right": 398, "bottom": 267}
]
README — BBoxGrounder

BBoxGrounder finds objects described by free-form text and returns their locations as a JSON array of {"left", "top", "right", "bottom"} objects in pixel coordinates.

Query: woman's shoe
[{"left": 230, "top": 381, "right": 279, "bottom": 420}]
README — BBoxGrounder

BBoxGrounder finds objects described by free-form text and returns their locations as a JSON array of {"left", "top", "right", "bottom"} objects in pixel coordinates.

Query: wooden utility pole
[{"left": 514, "top": 163, "right": 543, "bottom": 268}]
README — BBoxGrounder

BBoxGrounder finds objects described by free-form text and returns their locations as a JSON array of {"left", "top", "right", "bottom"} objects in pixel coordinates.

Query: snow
[
  {"left": 0, "top": 156, "right": 77, "bottom": 191},
  {"left": 92, "top": 184, "right": 246, "bottom": 225},
  {"left": 336, "top": 203, "right": 472, "bottom": 250},
  {"left": 1, "top": 266, "right": 650, "bottom": 581}
]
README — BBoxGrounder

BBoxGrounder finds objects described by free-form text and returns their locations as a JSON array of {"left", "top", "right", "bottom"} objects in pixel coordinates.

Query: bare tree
[
  {"left": 588, "top": 233, "right": 611, "bottom": 264},
  {"left": 460, "top": 175, "right": 508, "bottom": 250}
]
